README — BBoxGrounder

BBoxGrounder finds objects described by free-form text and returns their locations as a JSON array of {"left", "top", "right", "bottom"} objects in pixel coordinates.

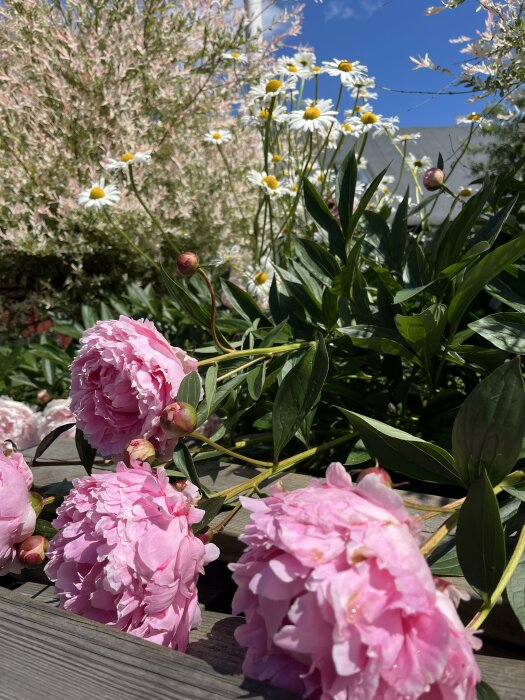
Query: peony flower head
[
  {"left": 70, "top": 315, "right": 199, "bottom": 459},
  {"left": 45, "top": 461, "right": 219, "bottom": 650},
  {"left": 0, "top": 451, "right": 36, "bottom": 576},
  {"left": 37, "top": 398, "right": 76, "bottom": 442},
  {"left": 0, "top": 396, "right": 39, "bottom": 450},
  {"left": 231, "top": 463, "right": 480, "bottom": 700}
]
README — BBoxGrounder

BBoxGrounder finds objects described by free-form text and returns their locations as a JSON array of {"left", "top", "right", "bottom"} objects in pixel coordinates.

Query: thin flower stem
[
  {"left": 420, "top": 511, "right": 460, "bottom": 558},
  {"left": 128, "top": 166, "right": 180, "bottom": 256},
  {"left": 103, "top": 209, "right": 159, "bottom": 270},
  {"left": 197, "top": 341, "right": 315, "bottom": 366},
  {"left": 197, "top": 268, "right": 234, "bottom": 355},
  {"left": 263, "top": 96, "right": 276, "bottom": 173},
  {"left": 189, "top": 431, "right": 275, "bottom": 468},
  {"left": 404, "top": 500, "right": 461, "bottom": 514},
  {"left": 356, "top": 131, "right": 369, "bottom": 163},
  {"left": 213, "top": 433, "right": 356, "bottom": 501},
  {"left": 217, "top": 145, "right": 250, "bottom": 230},
  {"left": 218, "top": 355, "right": 267, "bottom": 382},
  {"left": 467, "top": 525, "right": 525, "bottom": 631},
  {"left": 208, "top": 491, "right": 254, "bottom": 537}
]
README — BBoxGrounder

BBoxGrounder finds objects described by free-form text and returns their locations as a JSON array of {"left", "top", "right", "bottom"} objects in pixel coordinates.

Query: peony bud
[
  {"left": 174, "top": 478, "right": 187, "bottom": 492},
  {"left": 423, "top": 167, "right": 445, "bottom": 191},
  {"left": 124, "top": 438, "right": 156, "bottom": 466},
  {"left": 356, "top": 466, "right": 393, "bottom": 488},
  {"left": 176, "top": 252, "right": 200, "bottom": 278},
  {"left": 29, "top": 491, "right": 44, "bottom": 517},
  {"left": 37, "top": 389, "right": 50, "bottom": 403},
  {"left": 2, "top": 439, "right": 14, "bottom": 457},
  {"left": 160, "top": 402, "right": 197, "bottom": 437},
  {"left": 17, "top": 535, "right": 49, "bottom": 567}
]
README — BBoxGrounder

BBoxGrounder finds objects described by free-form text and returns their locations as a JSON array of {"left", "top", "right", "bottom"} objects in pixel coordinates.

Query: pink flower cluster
[
  {"left": 0, "top": 396, "right": 75, "bottom": 450},
  {"left": 231, "top": 463, "right": 481, "bottom": 700},
  {"left": 0, "top": 452, "right": 35, "bottom": 576},
  {"left": 70, "top": 316, "right": 198, "bottom": 458},
  {"left": 45, "top": 461, "right": 219, "bottom": 650}
]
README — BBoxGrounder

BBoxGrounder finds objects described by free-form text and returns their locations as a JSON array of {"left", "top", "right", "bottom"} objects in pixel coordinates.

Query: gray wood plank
[{"left": 0, "top": 587, "right": 299, "bottom": 700}]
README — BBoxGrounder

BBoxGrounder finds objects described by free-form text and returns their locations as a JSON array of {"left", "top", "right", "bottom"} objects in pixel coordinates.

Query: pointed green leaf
[
  {"left": 468, "top": 313, "right": 525, "bottom": 354},
  {"left": 506, "top": 547, "right": 525, "bottom": 632},
  {"left": 476, "top": 681, "right": 502, "bottom": 700},
  {"left": 205, "top": 365, "right": 218, "bottom": 414},
  {"left": 176, "top": 371, "right": 202, "bottom": 408},
  {"left": 221, "top": 278, "right": 269, "bottom": 324},
  {"left": 75, "top": 428, "right": 97, "bottom": 476},
  {"left": 33, "top": 423, "right": 76, "bottom": 464},
  {"left": 303, "top": 178, "right": 346, "bottom": 260},
  {"left": 192, "top": 496, "right": 226, "bottom": 533},
  {"left": 394, "top": 304, "right": 447, "bottom": 366},
  {"left": 338, "top": 325, "right": 417, "bottom": 361}
]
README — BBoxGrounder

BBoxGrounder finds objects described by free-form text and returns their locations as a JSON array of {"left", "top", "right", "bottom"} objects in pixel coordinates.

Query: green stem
[
  {"left": 128, "top": 166, "right": 180, "bottom": 256},
  {"left": 189, "top": 431, "right": 275, "bottom": 468},
  {"left": 217, "top": 355, "right": 267, "bottom": 382},
  {"left": 263, "top": 96, "right": 276, "bottom": 173},
  {"left": 356, "top": 131, "right": 369, "bottom": 164},
  {"left": 103, "top": 209, "right": 159, "bottom": 270},
  {"left": 197, "top": 341, "right": 315, "bottom": 367},
  {"left": 467, "top": 525, "right": 525, "bottom": 630},
  {"left": 197, "top": 268, "right": 233, "bottom": 355},
  {"left": 217, "top": 145, "right": 249, "bottom": 231}
]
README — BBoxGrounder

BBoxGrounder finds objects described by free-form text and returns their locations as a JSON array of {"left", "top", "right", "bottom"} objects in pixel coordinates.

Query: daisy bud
[
  {"left": 17, "top": 535, "right": 49, "bottom": 568},
  {"left": 160, "top": 402, "right": 197, "bottom": 437},
  {"left": 356, "top": 466, "right": 393, "bottom": 488},
  {"left": 124, "top": 438, "right": 156, "bottom": 466},
  {"left": 177, "top": 252, "right": 200, "bottom": 278},
  {"left": 29, "top": 491, "right": 44, "bottom": 517},
  {"left": 423, "top": 167, "right": 445, "bottom": 191}
]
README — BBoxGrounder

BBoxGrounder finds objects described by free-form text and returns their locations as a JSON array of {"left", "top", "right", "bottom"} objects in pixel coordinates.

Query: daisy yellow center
[
  {"left": 290, "top": 185, "right": 298, "bottom": 192},
  {"left": 230, "top": 52, "right": 240, "bottom": 59},
  {"left": 311, "top": 66, "right": 321, "bottom": 73},
  {"left": 459, "top": 188, "right": 472, "bottom": 197},
  {"left": 342, "top": 124, "right": 352, "bottom": 132},
  {"left": 120, "top": 152, "right": 135, "bottom": 162},
  {"left": 303, "top": 106, "right": 321, "bottom": 120},
  {"left": 414, "top": 160, "right": 423, "bottom": 168},
  {"left": 212, "top": 133, "right": 222, "bottom": 139},
  {"left": 338, "top": 61, "right": 353, "bottom": 72},
  {"left": 467, "top": 113, "right": 481, "bottom": 121},
  {"left": 89, "top": 186, "right": 105, "bottom": 199},
  {"left": 262, "top": 175, "right": 279, "bottom": 190},
  {"left": 272, "top": 154, "right": 282, "bottom": 162},
  {"left": 265, "top": 79, "right": 282, "bottom": 93},
  {"left": 255, "top": 271, "right": 269, "bottom": 285},
  {"left": 361, "top": 112, "right": 377, "bottom": 125},
  {"left": 259, "top": 109, "right": 270, "bottom": 119},
  {"left": 287, "top": 64, "right": 298, "bottom": 73}
]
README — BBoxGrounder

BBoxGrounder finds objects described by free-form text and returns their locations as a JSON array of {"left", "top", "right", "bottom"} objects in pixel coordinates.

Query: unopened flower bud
[
  {"left": 17, "top": 535, "right": 49, "bottom": 567},
  {"left": 356, "top": 466, "right": 393, "bottom": 488},
  {"left": 37, "top": 389, "right": 50, "bottom": 403},
  {"left": 2, "top": 439, "right": 14, "bottom": 457},
  {"left": 160, "top": 401, "right": 197, "bottom": 437},
  {"left": 124, "top": 438, "right": 156, "bottom": 466},
  {"left": 177, "top": 252, "right": 200, "bottom": 278},
  {"left": 174, "top": 478, "right": 187, "bottom": 492},
  {"left": 29, "top": 491, "right": 44, "bottom": 517},
  {"left": 423, "top": 167, "right": 445, "bottom": 191}
]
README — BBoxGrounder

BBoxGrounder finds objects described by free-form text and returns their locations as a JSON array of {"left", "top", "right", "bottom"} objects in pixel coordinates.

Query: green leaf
[
  {"left": 448, "top": 235, "right": 525, "bottom": 333},
  {"left": 295, "top": 237, "right": 341, "bottom": 284},
  {"left": 160, "top": 266, "right": 210, "bottom": 328},
  {"left": 456, "top": 470, "right": 506, "bottom": 599},
  {"left": 321, "top": 288, "right": 339, "bottom": 329},
  {"left": 176, "top": 371, "right": 202, "bottom": 408},
  {"left": 452, "top": 358, "right": 525, "bottom": 486},
  {"left": 339, "top": 408, "right": 459, "bottom": 484},
  {"left": 172, "top": 442, "right": 210, "bottom": 495},
  {"left": 303, "top": 180, "right": 346, "bottom": 260},
  {"left": 32, "top": 423, "right": 76, "bottom": 463},
  {"left": 486, "top": 278, "right": 525, "bottom": 313},
  {"left": 81, "top": 303, "right": 99, "bottom": 330},
  {"left": 336, "top": 148, "right": 357, "bottom": 238},
  {"left": 192, "top": 496, "right": 226, "bottom": 533},
  {"left": 247, "top": 362, "right": 266, "bottom": 401},
  {"left": 346, "top": 167, "right": 388, "bottom": 242},
  {"left": 476, "top": 681, "right": 502, "bottom": 700},
  {"left": 196, "top": 372, "right": 247, "bottom": 424},
  {"left": 506, "top": 547, "right": 525, "bottom": 631},
  {"left": 75, "top": 428, "right": 97, "bottom": 476},
  {"left": 501, "top": 475, "right": 525, "bottom": 502},
  {"left": 205, "top": 365, "right": 218, "bottom": 414},
  {"left": 273, "top": 339, "right": 329, "bottom": 458},
  {"left": 338, "top": 325, "right": 417, "bottom": 361},
  {"left": 394, "top": 304, "right": 447, "bottom": 366},
  {"left": 220, "top": 278, "right": 269, "bottom": 325},
  {"left": 34, "top": 519, "right": 58, "bottom": 539},
  {"left": 430, "top": 544, "right": 462, "bottom": 576},
  {"left": 468, "top": 313, "right": 525, "bottom": 354},
  {"left": 258, "top": 319, "right": 291, "bottom": 348},
  {"left": 390, "top": 189, "right": 409, "bottom": 269}
]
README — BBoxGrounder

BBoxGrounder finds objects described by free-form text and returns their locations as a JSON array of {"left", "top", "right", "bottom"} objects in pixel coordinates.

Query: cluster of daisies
[{"left": 78, "top": 151, "right": 152, "bottom": 210}]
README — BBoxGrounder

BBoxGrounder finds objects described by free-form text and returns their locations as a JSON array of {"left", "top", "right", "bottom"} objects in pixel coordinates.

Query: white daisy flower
[
  {"left": 240, "top": 104, "right": 288, "bottom": 127},
  {"left": 203, "top": 129, "right": 233, "bottom": 145},
  {"left": 457, "top": 112, "right": 491, "bottom": 128},
  {"left": 78, "top": 179, "right": 119, "bottom": 210},
  {"left": 293, "top": 50, "right": 317, "bottom": 77},
  {"left": 287, "top": 98, "right": 338, "bottom": 133},
  {"left": 247, "top": 170, "right": 290, "bottom": 198},
  {"left": 105, "top": 150, "right": 152, "bottom": 172},
  {"left": 339, "top": 120, "right": 363, "bottom": 138},
  {"left": 394, "top": 132, "right": 421, "bottom": 144},
  {"left": 349, "top": 77, "right": 377, "bottom": 100},
  {"left": 405, "top": 153, "right": 432, "bottom": 172},
  {"left": 347, "top": 111, "right": 399, "bottom": 136},
  {"left": 457, "top": 186, "right": 478, "bottom": 198},
  {"left": 322, "top": 58, "right": 368, "bottom": 86},
  {"left": 211, "top": 245, "right": 242, "bottom": 267},
  {"left": 277, "top": 56, "right": 300, "bottom": 76},
  {"left": 248, "top": 76, "right": 297, "bottom": 103},
  {"left": 222, "top": 51, "right": 248, "bottom": 63},
  {"left": 246, "top": 259, "right": 274, "bottom": 303},
  {"left": 310, "top": 168, "right": 334, "bottom": 189},
  {"left": 409, "top": 53, "right": 437, "bottom": 70}
]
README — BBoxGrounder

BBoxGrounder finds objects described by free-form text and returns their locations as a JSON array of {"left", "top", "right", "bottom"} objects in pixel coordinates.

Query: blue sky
[{"left": 286, "top": 0, "right": 485, "bottom": 127}]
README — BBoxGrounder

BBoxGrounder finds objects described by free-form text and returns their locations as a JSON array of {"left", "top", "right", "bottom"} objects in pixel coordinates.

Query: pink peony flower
[
  {"left": 231, "top": 463, "right": 481, "bottom": 700},
  {"left": 37, "top": 398, "right": 76, "bottom": 441},
  {"left": 0, "top": 452, "right": 36, "bottom": 576},
  {"left": 0, "top": 396, "right": 39, "bottom": 450},
  {"left": 70, "top": 315, "right": 199, "bottom": 458},
  {"left": 45, "top": 461, "right": 219, "bottom": 650}
]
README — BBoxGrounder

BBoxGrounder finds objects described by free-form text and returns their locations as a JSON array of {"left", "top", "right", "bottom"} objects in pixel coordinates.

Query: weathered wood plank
[
  {"left": 4, "top": 586, "right": 524, "bottom": 699},
  {"left": 0, "top": 587, "right": 299, "bottom": 700}
]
